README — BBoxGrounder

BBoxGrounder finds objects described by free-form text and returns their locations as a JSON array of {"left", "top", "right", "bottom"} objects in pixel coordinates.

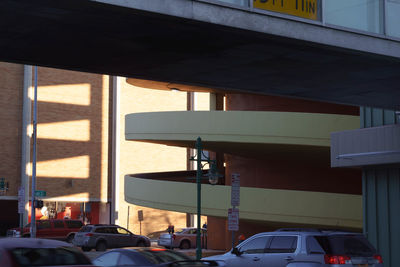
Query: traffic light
[
  {"left": 35, "top": 200, "right": 44, "bottom": 209},
  {"left": 0, "top": 178, "right": 5, "bottom": 190}
]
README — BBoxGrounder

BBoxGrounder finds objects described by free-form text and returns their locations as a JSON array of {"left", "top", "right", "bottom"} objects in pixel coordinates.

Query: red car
[
  {"left": 0, "top": 238, "right": 96, "bottom": 266},
  {"left": 7, "top": 219, "right": 83, "bottom": 243}
]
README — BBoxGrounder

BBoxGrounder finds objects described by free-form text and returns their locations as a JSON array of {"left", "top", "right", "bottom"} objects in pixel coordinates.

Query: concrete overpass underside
[{"left": 1, "top": 0, "right": 400, "bottom": 110}]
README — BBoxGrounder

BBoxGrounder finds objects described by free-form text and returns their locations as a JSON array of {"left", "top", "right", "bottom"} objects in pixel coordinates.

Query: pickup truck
[{"left": 6, "top": 219, "right": 83, "bottom": 243}]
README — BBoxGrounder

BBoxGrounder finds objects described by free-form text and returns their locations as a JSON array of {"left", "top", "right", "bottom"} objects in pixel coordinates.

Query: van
[{"left": 6, "top": 219, "right": 83, "bottom": 242}]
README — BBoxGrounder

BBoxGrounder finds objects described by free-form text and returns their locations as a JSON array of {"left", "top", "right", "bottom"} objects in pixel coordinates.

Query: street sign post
[
  {"left": 18, "top": 187, "right": 25, "bottom": 214},
  {"left": 228, "top": 208, "right": 239, "bottom": 231},
  {"left": 231, "top": 173, "right": 240, "bottom": 207}
]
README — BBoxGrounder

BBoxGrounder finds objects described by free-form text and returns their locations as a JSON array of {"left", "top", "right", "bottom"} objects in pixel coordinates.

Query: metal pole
[
  {"left": 196, "top": 137, "right": 202, "bottom": 260},
  {"left": 232, "top": 230, "right": 235, "bottom": 249},
  {"left": 30, "top": 66, "right": 38, "bottom": 238}
]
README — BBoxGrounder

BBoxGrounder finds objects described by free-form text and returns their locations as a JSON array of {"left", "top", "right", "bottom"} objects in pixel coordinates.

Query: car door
[
  {"left": 115, "top": 227, "right": 133, "bottom": 247},
  {"left": 260, "top": 235, "right": 299, "bottom": 267},
  {"left": 36, "top": 220, "right": 52, "bottom": 238},
  {"left": 226, "top": 235, "right": 270, "bottom": 267},
  {"left": 52, "top": 220, "right": 66, "bottom": 240},
  {"left": 95, "top": 227, "right": 115, "bottom": 248}
]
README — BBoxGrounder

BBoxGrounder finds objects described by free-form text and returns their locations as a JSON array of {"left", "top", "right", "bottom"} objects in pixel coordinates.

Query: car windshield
[
  {"left": 11, "top": 246, "right": 91, "bottom": 266},
  {"left": 174, "top": 229, "right": 185, "bottom": 234},
  {"left": 315, "top": 235, "right": 377, "bottom": 257},
  {"left": 138, "top": 249, "right": 192, "bottom": 264},
  {"left": 78, "top": 226, "right": 93, "bottom": 233}
]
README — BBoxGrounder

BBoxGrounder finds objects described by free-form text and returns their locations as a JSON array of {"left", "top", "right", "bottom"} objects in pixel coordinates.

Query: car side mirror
[{"left": 232, "top": 247, "right": 242, "bottom": 256}]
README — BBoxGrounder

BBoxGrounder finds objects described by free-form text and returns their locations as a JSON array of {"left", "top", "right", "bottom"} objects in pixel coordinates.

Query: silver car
[
  {"left": 158, "top": 227, "right": 207, "bottom": 249},
  {"left": 204, "top": 228, "right": 384, "bottom": 267},
  {"left": 73, "top": 224, "right": 150, "bottom": 252}
]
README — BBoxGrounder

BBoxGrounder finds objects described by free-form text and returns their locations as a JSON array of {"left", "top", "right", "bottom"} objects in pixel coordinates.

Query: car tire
[
  {"left": 82, "top": 246, "right": 91, "bottom": 252},
  {"left": 96, "top": 241, "right": 107, "bottom": 252},
  {"left": 180, "top": 240, "right": 191, "bottom": 250},
  {"left": 66, "top": 234, "right": 74, "bottom": 243}
]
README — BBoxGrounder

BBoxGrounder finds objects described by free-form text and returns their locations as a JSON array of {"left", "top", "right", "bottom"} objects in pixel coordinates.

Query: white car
[
  {"left": 157, "top": 227, "right": 207, "bottom": 249},
  {"left": 204, "top": 228, "right": 383, "bottom": 267}
]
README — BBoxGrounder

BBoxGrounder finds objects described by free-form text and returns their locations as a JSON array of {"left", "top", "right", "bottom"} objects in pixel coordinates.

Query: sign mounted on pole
[
  {"left": 138, "top": 210, "right": 144, "bottom": 221},
  {"left": 18, "top": 187, "right": 25, "bottom": 214},
  {"left": 231, "top": 173, "right": 240, "bottom": 207},
  {"left": 35, "top": 190, "right": 46, "bottom": 197},
  {"left": 228, "top": 208, "right": 239, "bottom": 231}
]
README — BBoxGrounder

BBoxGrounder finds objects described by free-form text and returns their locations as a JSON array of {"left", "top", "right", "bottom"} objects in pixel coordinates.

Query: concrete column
[{"left": 21, "top": 65, "right": 32, "bottom": 225}]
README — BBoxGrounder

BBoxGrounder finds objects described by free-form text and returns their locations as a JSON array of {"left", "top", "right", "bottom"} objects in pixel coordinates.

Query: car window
[
  {"left": 189, "top": 229, "right": 197, "bottom": 235},
  {"left": 37, "top": 220, "right": 51, "bottom": 230},
  {"left": 93, "top": 251, "right": 120, "bottom": 266},
  {"left": 108, "top": 227, "right": 118, "bottom": 234},
  {"left": 11, "top": 246, "right": 91, "bottom": 266},
  {"left": 239, "top": 236, "right": 269, "bottom": 254},
  {"left": 53, "top": 220, "right": 64, "bottom": 228},
  {"left": 118, "top": 254, "right": 137, "bottom": 265},
  {"left": 306, "top": 236, "right": 325, "bottom": 254},
  {"left": 117, "top": 227, "right": 130, "bottom": 235},
  {"left": 174, "top": 229, "right": 185, "bottom": 234},
  {"left": 95, "top": 227, "right": 108, "bottom": 234},
  {"left": 315, "top": 235, "right": 376, "bottom": 256},
  {"left": 138, "top": 249, "right": 192, "bottom": 264},
  {"left": 78, "top": 226, "right": 93, "bottom": 233},
  {"left": 66, "top": 220, "right": 83, "bottom": 229},
  {"left": 267, "top": 236, "right": 297, "bottom": 253}
]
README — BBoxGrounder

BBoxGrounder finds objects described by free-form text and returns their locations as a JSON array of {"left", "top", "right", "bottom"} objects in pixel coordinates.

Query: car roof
[
  {"left": 0, "top": 238, "right": 73, "bottom": 249},
  {"left": 178, "top": 227, "right": 206, "bottom": 231},
  {"left": 249, "top": 228, "right": 362, "bottom": 238}
]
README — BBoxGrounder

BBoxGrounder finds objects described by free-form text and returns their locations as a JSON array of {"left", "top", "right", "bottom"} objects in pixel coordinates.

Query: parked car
[
  {"left": 0, "top": 237, "right": 95, "bottom": 266},
  {"left": 73, "top": 224, "right": 151, "bottom": 252},
  {"left": 6, "top": 219, "right": 84, "bottom": 242},
  {"left": 158, "top": 228, "right": 207, "bottom": 249},
  {"left": 92, "top": 247, "right": 219, "bottom": 267},
  {"left": 204, "top": 228, "right": 384, "bottom": 267}
]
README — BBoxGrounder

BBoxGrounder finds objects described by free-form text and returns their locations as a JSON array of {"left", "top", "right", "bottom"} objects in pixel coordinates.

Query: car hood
[{"left": 202, "top": 251, "right": 232, "bottom": 261}]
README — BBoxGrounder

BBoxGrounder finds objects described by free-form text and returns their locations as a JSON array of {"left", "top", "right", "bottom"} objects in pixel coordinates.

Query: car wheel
[
  {"left": 180, "top": 240, "right": 191, "bottom": 250},
  {"left": 137, "top": 241, "right": 145, "bottom": 247},
  {"left": 66, "top": 234, "right": 74, "bottom": 243},
  {"left": 96, "top": 241, "right": 107, "bottom": 252},
  {"left": 82, "top": 247, "right": 91, "bottom": 252}
]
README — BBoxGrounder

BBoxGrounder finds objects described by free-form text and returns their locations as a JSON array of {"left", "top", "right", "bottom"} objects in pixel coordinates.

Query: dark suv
[
  {"left": 204, "top": 228, "right": 383, "bottom": 266},
  {"left": 72, "top": 224, "right": 150, "bottom": 252}
]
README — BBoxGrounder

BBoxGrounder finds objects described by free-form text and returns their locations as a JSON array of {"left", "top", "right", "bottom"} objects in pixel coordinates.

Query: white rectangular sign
[
  {"left": 231, "top": 173, "right": 240, "bottom": 207},
  {"left": 18, "top": 187, "right": 25, "bottom": 214},
  {"left": 228, "top": 208, "right": 239, "bottom": 231}
]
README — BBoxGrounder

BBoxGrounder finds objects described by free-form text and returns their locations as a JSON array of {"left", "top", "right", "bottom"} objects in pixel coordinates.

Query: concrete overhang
[
  {"left": 125, "top": 111, "right": 359, "bottom": 158},
  {"left": 331, "top": 124, "right": 400, "bottom": 168},
  {"left": 1, "top": 0, "right": 400, "bottom": 109},
  {"left": 125, "top": 175, "right": 362, "bottom": 229}
]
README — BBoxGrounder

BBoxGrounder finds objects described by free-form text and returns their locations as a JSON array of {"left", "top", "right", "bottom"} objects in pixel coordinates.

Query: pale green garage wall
[{"left": 360, "top": 107, "right": 400, "bottom": 267}]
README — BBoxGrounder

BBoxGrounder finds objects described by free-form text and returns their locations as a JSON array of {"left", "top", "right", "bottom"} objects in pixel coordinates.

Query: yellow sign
[{"left": 253, "top": 0, "right": 318, "bottom": 20}]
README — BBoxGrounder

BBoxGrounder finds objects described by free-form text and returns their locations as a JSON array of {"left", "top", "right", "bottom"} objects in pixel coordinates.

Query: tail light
[
  {"left": 374, "top": 254, "right": 383, "bottom": 264},
  {"left": 85, "top": 233, "right": 93, "bottom": 237},
  {"left": 324, "top": 255, "right": 351, "bottom": 265}
]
